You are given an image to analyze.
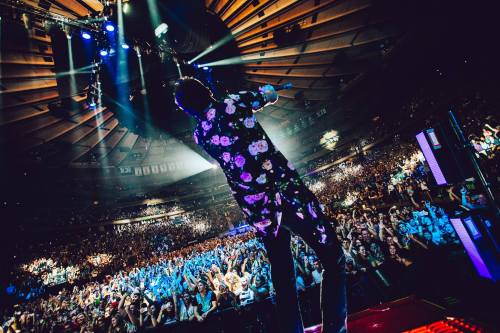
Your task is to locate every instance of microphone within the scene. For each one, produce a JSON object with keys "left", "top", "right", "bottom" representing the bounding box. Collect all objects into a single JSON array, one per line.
[{"left": 275, "top": 82, "right": 293, "bottom": 91}]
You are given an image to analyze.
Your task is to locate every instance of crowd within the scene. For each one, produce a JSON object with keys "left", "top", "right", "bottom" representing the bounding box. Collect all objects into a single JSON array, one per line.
[
  {"left": 9, "top": 206, "right": 239, "bottom": 300},
  {"left": 4, "top": 86, "right": 498, "bottom": 333},
  {"left": 3, "top": 133, "right": 469, "bottom": 333},
  {"left": 455, "top": 92, "right": 499, "bottom": 158},
  {"left": 305, "top": 142, "right": 431, "bottom": 210}
]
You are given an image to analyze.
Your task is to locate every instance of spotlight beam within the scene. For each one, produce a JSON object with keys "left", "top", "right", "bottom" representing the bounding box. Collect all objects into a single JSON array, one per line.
[
  {"left": 188, "top": 33, "right": 234, "bottom": 64},
  {"left": 116, "top": 0, "right": 130, "bottom": 105},
  {"left": 147, "top": 0, "right": 162, "bottom": 31},
  {"left": 198, "top": 55, "right": 248, "bottom": 67},
  {"left": 67, "top": 38, "right": 77, "bottom": 97},
  {"left": 56, "top": 64, "right": 95, "bottom": 77}
]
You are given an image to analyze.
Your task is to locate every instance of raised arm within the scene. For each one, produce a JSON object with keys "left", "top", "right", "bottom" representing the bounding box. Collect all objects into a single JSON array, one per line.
[
  {"left": 234, "top": 85, "right": 278, "bottom": 114},
  {"left": 409, "top": 235, "right": 428, "bottom": 250},
  {"left": 149, "top": 305, "right": 158, "bottom": 327},
  {"left": 241, "top": 258, "right": 248, "bottom": 274}
]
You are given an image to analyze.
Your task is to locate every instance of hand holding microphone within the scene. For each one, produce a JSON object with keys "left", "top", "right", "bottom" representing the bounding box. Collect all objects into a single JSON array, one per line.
[{"left": 259, "top": 82, "right": 292, "bottom": 104}]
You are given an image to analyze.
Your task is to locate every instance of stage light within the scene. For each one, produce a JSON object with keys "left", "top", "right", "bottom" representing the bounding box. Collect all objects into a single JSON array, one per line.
[
  {"left": 81, "top": 31, "right": 91, "bottom": 40},
  {"left": 104, "top": 22, "right": 115, "bottom": 32},
  {"left": 203, "top": 66, "right": 209, "bottom": 70},
  {"left": 66, "top": 32, "right": 72, "bottom": 39},
  {"left": 154, "top": 23, "right": 168, "bottom": 37},
  {"left": 198, "top": 55, "right": 247, "bottom": 68},
  {"left": 188, "top": 33, "right": 234, "bottom": 64},
  {"left": 100, "top": 49, "right": 108, "bottom": 56},
  {"left": 121, "top": 43, "right": 129, "bottom": 49},
  {"left": 123, "top": 2, "right": 130, "bottom": 14}
]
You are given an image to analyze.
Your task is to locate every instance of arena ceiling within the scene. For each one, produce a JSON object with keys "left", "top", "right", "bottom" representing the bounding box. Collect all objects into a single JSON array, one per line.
[{"left": 0, "top": 0, "right": 408, "bottom": 203}]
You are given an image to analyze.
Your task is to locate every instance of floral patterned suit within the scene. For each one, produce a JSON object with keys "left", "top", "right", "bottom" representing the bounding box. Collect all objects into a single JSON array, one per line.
[
  {"left": 192, "top": 89, "right": 347, "bottom": 333},
  {"left": 193, "top": 90, "right": 328, "bottom": 244}
]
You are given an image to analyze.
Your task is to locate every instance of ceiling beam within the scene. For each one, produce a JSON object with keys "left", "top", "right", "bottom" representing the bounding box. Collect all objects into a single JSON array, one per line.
[
  {"left": 50, "top": 0, "right": 91, "bottom": 17},
  {"left": 233, "top": 0, "right": 337, "bottom": 41},
  {"left": 237, "top": 29, "right": 399, "bottom": 63},
  {"left": 238, "top": 0, "right": 372, "bottom": 50},
  {"left": 77, "top": 0, "right": 103, "bottom": 13},
  {"left": 231, "top": 0, "right": 305, "bottom": 36},
  {"left": 240, "top": 20, "right": 390, "bottom": 55}
]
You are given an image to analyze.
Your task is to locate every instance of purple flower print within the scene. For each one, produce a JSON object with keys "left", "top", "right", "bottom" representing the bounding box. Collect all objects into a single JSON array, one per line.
[
  {"left": 220, "top": 136, "right": 231, "bottom": 146},
  {"left": 243, "top": 192, "right": 265, "bottom": 205},
  {"left": 234, "top": 155, "right": 246, "bottom": 168},
  {"left": 240, "top": 172, "right": 252, "bottom": 182},
  {"left": 201, "top": 121, "right": 212, "bottom": 132},
  {"left": 256, "top": 174, "right": 267, "bottom": 184},
  {"left": 248, "top": 143, "right": 258, "bottom": 156},
  {"left": 308, "top": 202, "right": 318, "bottom": 219},
  {"left": 253, "top": 219, "right": 272, "bottom": 234},
  {"left": 225, "top": 100, "right": 236, "bottom": 114},
  {"left": 256, "top": 139, "right": 268, "bottom": 153},
  {"left": 211, "top": 135, "right": 220, "bottom": 145},
  {"left": 243, "top": 117, "right": 255, "bottom": 128},
  {"left": 237, "top": 183, "right": 250, "bottom": 190},
  {"left": 206, "top": 108, "right": 216, "bottom": 120},
  {"left": 244, "top": 195, "right": 254, "bottom": 205},
  {"left": 222, "top": 152, "right": 231, "bottom": 163}
]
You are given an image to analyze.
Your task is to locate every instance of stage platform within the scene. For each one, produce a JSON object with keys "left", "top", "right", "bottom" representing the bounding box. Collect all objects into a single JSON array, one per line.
[{"left": 305, "top": 296, "right": 487, "bottom": 333}]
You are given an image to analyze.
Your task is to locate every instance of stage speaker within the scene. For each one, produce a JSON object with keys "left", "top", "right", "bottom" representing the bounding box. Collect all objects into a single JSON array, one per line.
[
  {"left": 415, "top": 123, "right": 475, "bottom": 186},
  {"left": 450, "top": 212, "right": 500, "bottom": 281}
]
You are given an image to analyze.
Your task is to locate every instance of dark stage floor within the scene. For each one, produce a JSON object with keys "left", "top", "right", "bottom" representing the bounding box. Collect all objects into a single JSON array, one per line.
[{"left": 305, "top": 296, "right": 489, "bottom": 333}]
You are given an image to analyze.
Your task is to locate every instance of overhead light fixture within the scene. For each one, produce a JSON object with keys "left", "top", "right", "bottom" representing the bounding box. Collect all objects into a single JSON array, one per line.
[
  {"left": 104, "top": 22, "right": 115, "bottom": 32},
  {"left": 154, "top": 23, "right": 168, "bottom": 37},
  {"left": 123, "top": 2, "right": 131, "bottom": 14},
  {"left": 63, "top": 25, "right": 72, "bottom": 39},
  {"left": 100, "top": 49, "right": 108, "bottom": 56},
  {"left": 81, "top": 31, "right": 91, "bottom": 40}
]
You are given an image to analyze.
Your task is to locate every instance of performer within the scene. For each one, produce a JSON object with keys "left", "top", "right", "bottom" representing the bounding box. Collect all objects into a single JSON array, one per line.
[{"left": 174, "top": 78, "right": 347, "bottom": 333}]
